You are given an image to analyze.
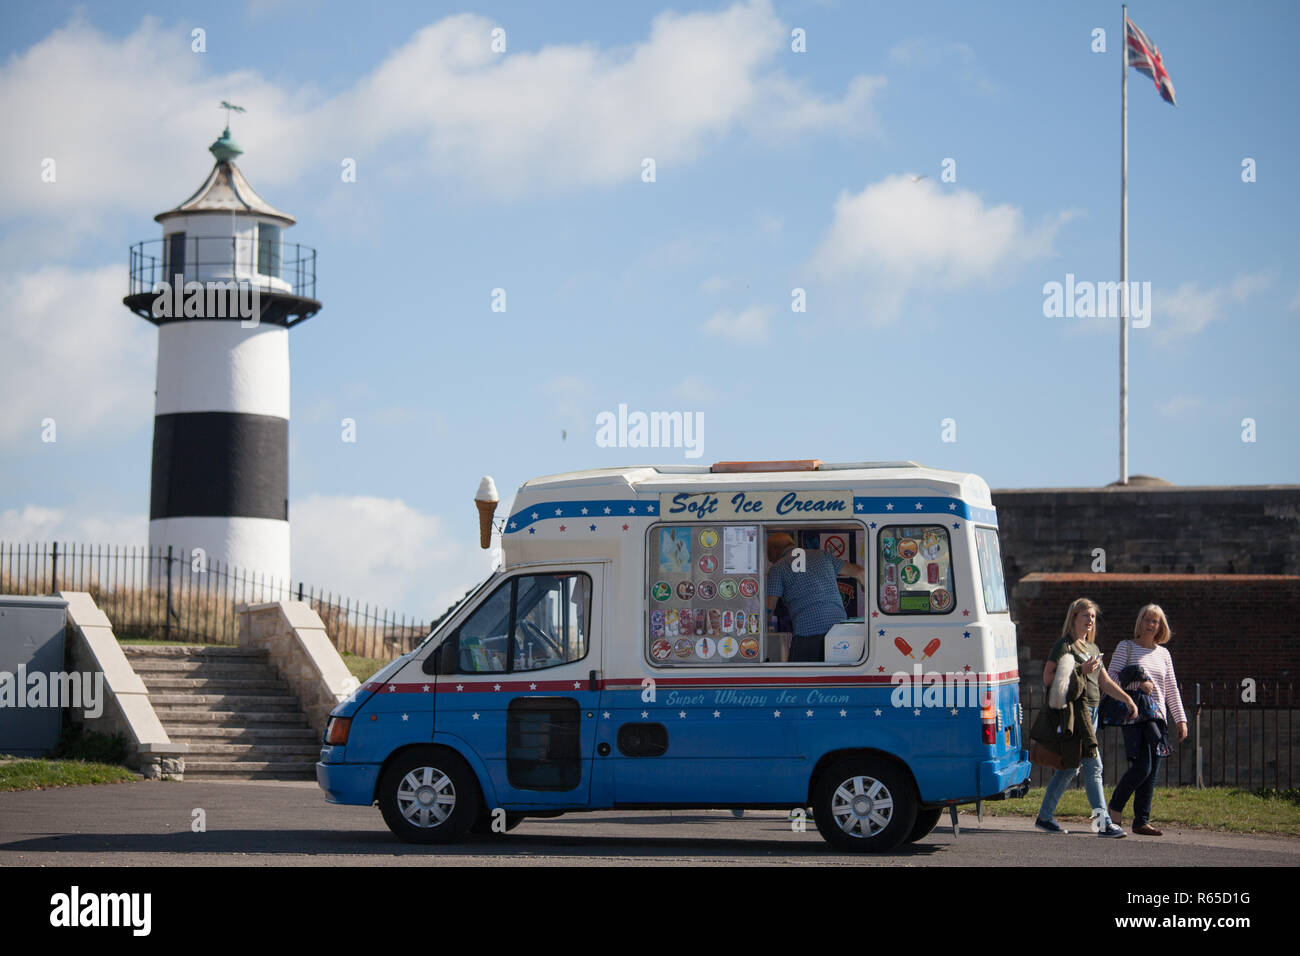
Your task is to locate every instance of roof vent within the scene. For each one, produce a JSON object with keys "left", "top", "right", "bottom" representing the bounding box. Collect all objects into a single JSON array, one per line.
[{"left": 710, "top": 459, "right": 822, "bottom": 473}]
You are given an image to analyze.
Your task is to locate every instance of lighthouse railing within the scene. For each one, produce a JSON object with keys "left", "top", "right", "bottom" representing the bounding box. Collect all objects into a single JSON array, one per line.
[{"left": 127, "top": 237, "right": 317, "bottom": 300}]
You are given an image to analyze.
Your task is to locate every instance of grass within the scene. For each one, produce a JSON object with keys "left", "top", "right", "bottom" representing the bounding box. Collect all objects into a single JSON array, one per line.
[
  {"left": 985, "top": 786, "right": 1300, "bottom": 836},
  {"left": 0, "top": 757, "right": 138, "bottom": 791},
  {"left": 341, "top": 651, "right": 399, "bottom": 684}
]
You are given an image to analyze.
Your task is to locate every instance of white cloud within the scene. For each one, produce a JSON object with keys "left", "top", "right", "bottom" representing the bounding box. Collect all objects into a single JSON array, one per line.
[
  {"left": 700, "top": 275, "right": 733, "bottom": 294},
  {"left": 1289, "top": 286, "right": 1300, "bottom": 312},
  {"left": 670, "top": 376, "right": 717, "bottom": 404},
  {"left": 291, "top": 494, "right": 486, "bottom": 619},
  {"left": 888, "top": 38, "right": 997, "bottom": 95},
  {"left": 1, "top": 1, "right": 884, "bottom": 219},
  {"left": 1156, "top": 395, "right": 1204, "bottom": 418},
  {"left": 0, "top": 265, "right": 155, "bottom": 446},
  {"left": 0, "top": 504, "right": 147, "bottom": 547},
  {"left": 701, "top": 306, "right": 773, "bottom": 343},
  {"left": 809, "top": 174, "right": 1069, "bottom": 323},
  {"left": 1154, "top": 273, "right": 1272, "bottom": 343}
]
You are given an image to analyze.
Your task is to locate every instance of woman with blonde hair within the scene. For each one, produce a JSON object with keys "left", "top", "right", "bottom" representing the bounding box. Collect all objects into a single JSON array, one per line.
[
  {"left": 1106, "top": 604, "right": 1188, "bottom": 836},
  {"left": 1035, "top": 597, "right": 1138, "bottom": 836}
]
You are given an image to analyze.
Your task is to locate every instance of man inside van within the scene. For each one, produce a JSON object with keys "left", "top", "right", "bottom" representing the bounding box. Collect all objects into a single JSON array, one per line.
[{"left": 765, "top": 532, "right": 866, "bottom": 662}]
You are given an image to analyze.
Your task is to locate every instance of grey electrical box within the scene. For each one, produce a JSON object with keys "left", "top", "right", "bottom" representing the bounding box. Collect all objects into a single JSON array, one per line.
[{"left": 0, "top": 595, "right": 69, "bottom": 757}]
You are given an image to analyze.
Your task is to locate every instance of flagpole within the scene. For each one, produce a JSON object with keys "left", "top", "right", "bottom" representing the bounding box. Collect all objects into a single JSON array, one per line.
[{"left": 1120, "top": 4, "right": 1129, "bottom": 484}]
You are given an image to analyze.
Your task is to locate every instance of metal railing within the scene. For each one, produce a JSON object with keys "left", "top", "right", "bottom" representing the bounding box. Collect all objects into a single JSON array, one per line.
[
  {"left": 2, "top": 541, "right": 430, "bottom": 659},
  {"left": 128, "top": 236, "right": 316, "bottom": 300},
  {"left": 1023, "top": 680, "right": 1295, "bottom": 790}
]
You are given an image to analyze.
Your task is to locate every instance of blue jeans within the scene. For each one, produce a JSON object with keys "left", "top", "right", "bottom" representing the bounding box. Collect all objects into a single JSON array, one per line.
[
  {"left": 1038, "top": 705, "right": 1111, "bottom": 828},
  {"left": 1110, "top": 724, "right": 1162, "bottom": 826}
]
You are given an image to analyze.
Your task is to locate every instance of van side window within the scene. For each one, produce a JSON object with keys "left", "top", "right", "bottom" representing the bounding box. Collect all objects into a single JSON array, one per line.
[
  {"left": 877, "top": 525, "right": 955, "bottom": 615},
  {"left": 974, "top": 527, "right": 1009, "bottom": 613},
  {"left": 441, "top": 573, "right": 591, "bottom": 674}
]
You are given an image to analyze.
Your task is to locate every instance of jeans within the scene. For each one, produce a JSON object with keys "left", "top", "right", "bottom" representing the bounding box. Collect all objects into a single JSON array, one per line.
[
  {"left": 1038, "top": 705, "right": 1111, "bottom": 828},
  {"left": 1110, "top": 724, "right": 1163, "bottom": 826}
]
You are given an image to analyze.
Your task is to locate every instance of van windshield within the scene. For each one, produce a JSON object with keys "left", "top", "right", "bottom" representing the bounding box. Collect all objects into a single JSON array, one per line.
[{"left": 417, "top": 570, "right": 502, "bottom": 650}]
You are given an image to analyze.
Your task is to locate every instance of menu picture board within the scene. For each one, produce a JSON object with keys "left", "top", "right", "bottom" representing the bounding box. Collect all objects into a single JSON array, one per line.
[
  {"left": 877, "top": 525, "right": 955, "bottom": 615},
  {"left": 648, "top": 523, "right": 763, "bottom": 665}
]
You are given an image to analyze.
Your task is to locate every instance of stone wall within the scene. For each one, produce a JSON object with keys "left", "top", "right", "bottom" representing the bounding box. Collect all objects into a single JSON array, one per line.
[
  {"left": 992, "top": 485, "right": 1300, "bottom": 612},
  {"left": 60, "top": 591, "right": 185, "bottom": 779},
  {"left": 1013, "top": 573, "right": 1300, "bottom": 687},
  {"left": 237, "top": 600, "right": 356, "bottom": 735}
]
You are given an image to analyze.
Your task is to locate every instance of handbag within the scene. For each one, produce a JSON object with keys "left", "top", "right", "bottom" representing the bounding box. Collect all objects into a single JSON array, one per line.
[
  {"left": 1028, "top": 705, "right": 1069, "bottom": 770},
  {"left": 1029, "top": 740, "right": 1066, "bottom": 770}
]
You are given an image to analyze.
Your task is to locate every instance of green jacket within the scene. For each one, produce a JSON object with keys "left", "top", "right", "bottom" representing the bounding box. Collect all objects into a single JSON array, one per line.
[{"left": 1030, "top": 659, "right": 1098, "bottom": 770}]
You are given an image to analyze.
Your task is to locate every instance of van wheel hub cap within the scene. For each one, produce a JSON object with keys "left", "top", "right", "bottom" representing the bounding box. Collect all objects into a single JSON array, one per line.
[
  {"left": 397, "top": 767, "right": 455, "bottom": 828},
  {"left": 832, "top": 775, "right": 893, "bottom": 838}
]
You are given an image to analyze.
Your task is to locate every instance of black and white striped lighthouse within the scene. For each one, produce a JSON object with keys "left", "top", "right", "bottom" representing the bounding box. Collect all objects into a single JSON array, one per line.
[{"left": 124, "top": 121, "right": 320, "bottom": 589}]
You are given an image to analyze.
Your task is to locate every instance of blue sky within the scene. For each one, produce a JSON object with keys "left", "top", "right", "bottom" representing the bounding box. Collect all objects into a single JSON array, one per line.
[{"left": 1, "top": 0, "right": 1297, "bottom": 618}]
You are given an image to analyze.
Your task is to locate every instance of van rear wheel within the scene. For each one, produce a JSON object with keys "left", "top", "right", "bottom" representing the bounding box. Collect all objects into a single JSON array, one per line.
[
  {"left": 378, "top": 748, "right": 480, "bottom": 844},
  {"left": 813, "top": 757, "right": 916, "bottom": 853}
]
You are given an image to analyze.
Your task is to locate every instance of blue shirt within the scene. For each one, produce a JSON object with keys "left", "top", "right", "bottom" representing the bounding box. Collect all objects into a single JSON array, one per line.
[{"left": 767, "top": 549, "right": 847, "bottom": 636}]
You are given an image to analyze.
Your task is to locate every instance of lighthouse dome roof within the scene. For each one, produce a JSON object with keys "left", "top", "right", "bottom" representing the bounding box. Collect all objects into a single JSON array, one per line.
[{"left": 156, "top": 155, "right": 295, "bottom": 226}]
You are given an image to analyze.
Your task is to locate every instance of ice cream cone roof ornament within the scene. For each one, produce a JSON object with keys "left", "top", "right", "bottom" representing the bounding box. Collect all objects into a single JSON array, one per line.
[{"left": 475, "top": 476, "right": 499, "bottom": 550}]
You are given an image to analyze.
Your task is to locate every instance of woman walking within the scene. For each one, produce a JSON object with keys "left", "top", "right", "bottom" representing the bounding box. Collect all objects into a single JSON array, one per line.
[
  {"left": 1107, "top": 604, "right": 1188, "bottom": 836},
  {"left": 1035, "top": 598, "right": 1138, "bottom": 836}
]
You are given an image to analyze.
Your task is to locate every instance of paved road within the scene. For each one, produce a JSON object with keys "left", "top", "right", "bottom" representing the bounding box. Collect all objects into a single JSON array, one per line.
[{"left": 1, "top": 779, "right": 1296, "bottom": 866}]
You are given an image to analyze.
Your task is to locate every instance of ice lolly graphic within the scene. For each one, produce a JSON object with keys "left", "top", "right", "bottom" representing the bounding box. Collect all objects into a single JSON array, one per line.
[
  {"left": 667, "top": 609, "right": 679, "bottom": 637},
  {"left": 679, "top": 609, "right": 693, "bottom": 635},
  {"left": 722, "top": 610, "right": 734, "bottom": 635},
  {"left": 894, "top": 637, "right": 914, "bottom": 658},
  {"left": 921, "top": 638, "right": 941, "bottom": 659},
  {"left": 749, "top": 613, "right": 759, "bottom": 634},
  {"left": 475, "top": 476, "right": 499, "bottom": 549},
  {"left": 735, "top": 611, "right": 747, "bottom": 635},
  {"left": 708, "top": 609, "right": 721, "bottom": 634}
]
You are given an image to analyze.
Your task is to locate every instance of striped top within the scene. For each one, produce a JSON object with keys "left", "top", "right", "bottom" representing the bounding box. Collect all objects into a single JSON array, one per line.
[{"left": 1108, "top": 640, "right": 1186, "bottom": 726}]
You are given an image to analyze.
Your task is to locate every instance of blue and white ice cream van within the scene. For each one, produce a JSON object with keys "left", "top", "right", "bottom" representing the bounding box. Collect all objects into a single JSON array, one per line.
[{"left": 317, "top": 460, "right": 1031, "bottom": 852}]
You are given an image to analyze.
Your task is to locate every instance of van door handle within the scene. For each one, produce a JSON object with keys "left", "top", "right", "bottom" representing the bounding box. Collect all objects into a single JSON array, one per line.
[{"left": 589, "top": 669, "right": 599, "bottom": 692}]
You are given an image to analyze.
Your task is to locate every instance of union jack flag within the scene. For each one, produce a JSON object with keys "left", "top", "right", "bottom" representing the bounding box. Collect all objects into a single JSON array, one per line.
[{"left": 1126, "top": 15, "right": 1177, "bottom": 106}]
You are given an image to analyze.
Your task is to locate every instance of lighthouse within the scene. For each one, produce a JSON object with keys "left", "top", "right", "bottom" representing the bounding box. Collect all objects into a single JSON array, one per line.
[{"left": 123, "top": 120, "right": 320, "bottom": 591}]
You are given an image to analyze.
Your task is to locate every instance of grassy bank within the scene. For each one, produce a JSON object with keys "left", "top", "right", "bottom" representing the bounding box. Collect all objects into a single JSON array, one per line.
[
  {"left": 985, "top": 786, "right": 1300, "bottom": 836},
  {"left": 0, "top": 758, "right": 138, "bottom": 791}
]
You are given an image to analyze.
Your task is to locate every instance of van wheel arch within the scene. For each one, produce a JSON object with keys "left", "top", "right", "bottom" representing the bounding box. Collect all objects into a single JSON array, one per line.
[{"left": 806, "top": 748, "right": 918, "bottom": 806}]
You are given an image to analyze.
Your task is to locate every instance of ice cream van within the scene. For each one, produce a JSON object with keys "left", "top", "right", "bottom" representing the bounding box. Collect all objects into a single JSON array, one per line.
[{"left": 317, "top": 459, "right": 1030, "bottom": 852}]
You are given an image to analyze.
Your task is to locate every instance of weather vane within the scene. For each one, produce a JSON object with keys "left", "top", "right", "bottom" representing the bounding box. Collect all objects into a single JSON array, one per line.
[{"left": 219, "top": 100, "right": 246, "bottom": 129}]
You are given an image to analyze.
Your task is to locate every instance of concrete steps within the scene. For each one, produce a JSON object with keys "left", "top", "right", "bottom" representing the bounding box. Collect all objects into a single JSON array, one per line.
[{"left": 124, "top": 645, "right": 319, "bottom": 780}]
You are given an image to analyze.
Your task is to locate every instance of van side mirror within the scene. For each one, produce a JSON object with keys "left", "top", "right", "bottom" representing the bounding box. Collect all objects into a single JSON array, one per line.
[{"left": 423, "top": 645, "right": 441, "bottom": 676}]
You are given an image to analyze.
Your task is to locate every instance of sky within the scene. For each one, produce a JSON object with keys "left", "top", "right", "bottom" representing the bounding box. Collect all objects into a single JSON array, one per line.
[{"left": 1, "top": 0, "right": 1297, "bottom": 621}]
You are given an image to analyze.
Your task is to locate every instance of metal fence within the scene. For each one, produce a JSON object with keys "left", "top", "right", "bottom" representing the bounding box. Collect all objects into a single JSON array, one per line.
[
  {"left": 1023, "top": 680, "right": 1296, "bottom": 791},
  {"left": 1, "top": 541, "right": 430, "bottom": 659}
]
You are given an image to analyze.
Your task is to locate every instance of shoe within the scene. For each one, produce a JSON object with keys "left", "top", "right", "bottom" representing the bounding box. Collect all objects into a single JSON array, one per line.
[
  {"left": 1035, "top": 818, "right": 1068, "bottom": 834},
  {"left": 1132, "top": 823, "right": 1163, "bottom": 836},
  {"left": 1098, "top": 823, "right": 1127, "bottom": 838}
]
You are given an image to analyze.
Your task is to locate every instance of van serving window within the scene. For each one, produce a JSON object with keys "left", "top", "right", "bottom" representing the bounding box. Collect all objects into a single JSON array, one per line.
[
  {"left": 877, "top": 525, "right": 955, "bottom": 615},
  {"left": 646, "top": 522, "right": 865, "bottom": 665}
]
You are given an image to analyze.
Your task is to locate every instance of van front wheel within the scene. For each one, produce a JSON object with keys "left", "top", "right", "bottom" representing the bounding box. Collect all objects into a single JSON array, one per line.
[
  {"left": 813, "top": 758, "right": 916, "bottom": 853},
  {"left": 378, "top": 748, "right": 481, "bottom": 844}
]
